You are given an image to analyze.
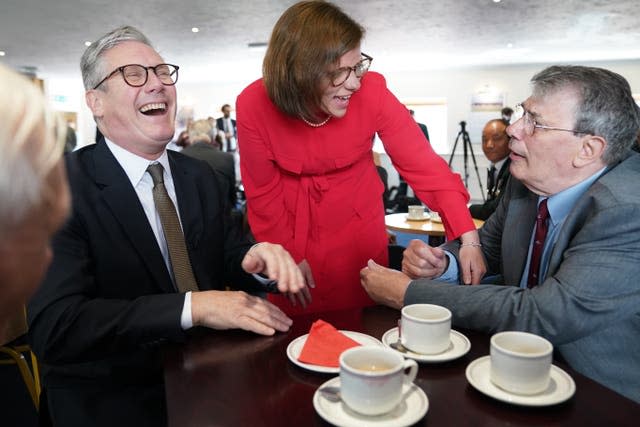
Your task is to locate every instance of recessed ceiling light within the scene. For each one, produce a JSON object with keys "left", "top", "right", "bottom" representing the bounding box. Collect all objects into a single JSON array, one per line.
[
  {"left": 0, "top": 51, "right": 5, "bottom": 56},
  {"left": 192, "top": 27, "right": 199, "bottom": 33},
  {"left": 84, "top": 41, "right": 92, "bottom": 47},
  {"left": 507, "top": 43, "right": 513, "bottom": 48},
  {"left": 493, "top": 0, "right": 501, "bottom": 3}
]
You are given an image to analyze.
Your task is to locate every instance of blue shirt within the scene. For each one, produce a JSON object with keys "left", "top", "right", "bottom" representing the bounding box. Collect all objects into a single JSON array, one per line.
[{"left": 438, "top": 168, "right": 606, "bottom": 286}]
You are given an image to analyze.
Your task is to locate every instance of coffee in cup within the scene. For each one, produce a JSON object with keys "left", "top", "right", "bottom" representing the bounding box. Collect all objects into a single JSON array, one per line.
[
  {"left": 489, "top": 331, "right": 553, "bottom": 395},
  {"left": 339, "top": 346, "right": 418, "bottom": 416},
  {"left": 401, "top": 304, "right": 451, "bottom": 354}
]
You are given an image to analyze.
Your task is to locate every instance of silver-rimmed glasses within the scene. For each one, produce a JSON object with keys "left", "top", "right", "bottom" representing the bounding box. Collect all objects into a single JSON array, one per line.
[
  {"left": 93, "top": 63, "right": 179, "bottom": 90},
  {"left": 513, "top": 103, "right": 589, "bottom": 136},
  {"left": 330, "top": 53, "right": 373, "bottom": 87}
]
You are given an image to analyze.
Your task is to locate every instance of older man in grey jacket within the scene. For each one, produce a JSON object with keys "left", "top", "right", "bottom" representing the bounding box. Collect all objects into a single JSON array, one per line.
[{"left": 360, "top": 65, "right": 640, "bottom": 403}]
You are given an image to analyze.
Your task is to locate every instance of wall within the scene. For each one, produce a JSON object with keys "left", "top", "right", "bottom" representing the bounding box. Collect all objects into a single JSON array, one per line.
[{"left": 48, "top": 59, "right": 640, "bottom": 201}]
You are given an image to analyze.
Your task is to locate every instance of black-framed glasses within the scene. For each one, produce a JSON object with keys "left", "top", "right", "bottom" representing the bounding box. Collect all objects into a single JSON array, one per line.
[
  {"left": 513, "top": 103, "right": 589, "bottom": 136},
  {"left": 93, "top": 63, "right": 179, "bottom": 89},
  {"left": 330, "top": 53, "right": 373, "bottom": 86}
]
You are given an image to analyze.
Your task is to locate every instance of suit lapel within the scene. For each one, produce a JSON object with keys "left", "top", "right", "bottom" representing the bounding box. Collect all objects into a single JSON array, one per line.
[
  {"left": 503, "top": 189, "right": 538, "bottom": 284},
  {"left": 92, "top": 140, "right": 175, "bottom": 293}
]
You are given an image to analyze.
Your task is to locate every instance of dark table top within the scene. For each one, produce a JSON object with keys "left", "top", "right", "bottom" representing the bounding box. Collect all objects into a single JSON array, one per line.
[{"left": 164, "top": 305, "right": 639, "bottom": 426}]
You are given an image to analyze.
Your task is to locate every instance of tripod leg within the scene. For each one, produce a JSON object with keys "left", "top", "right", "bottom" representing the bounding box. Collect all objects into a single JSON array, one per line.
[
  {"left": 463, "top": 132, "right": 485, "bottom": 201},
  {"left": 448, "top": 131, "right": 463, "bottom": 167}
]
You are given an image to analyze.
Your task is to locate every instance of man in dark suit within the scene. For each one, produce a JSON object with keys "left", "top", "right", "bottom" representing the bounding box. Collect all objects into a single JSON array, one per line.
[
  {"left": 360, "top": 65, "right": 640, "bottom": 402},
  {"left": 409, "top": 109, "right": 430, "bottom": 141},
  {"left": 469, "top": 119, "right": 511, "bottom": 220},
  {"left": 27, "top": 26, "right": 309, "bottom": 427},
  {"left": 216, "top": 103, "right": 237, "bottom": 152},
  {"left": 181, "top": 119, "right": 236, "bottom": 207}
]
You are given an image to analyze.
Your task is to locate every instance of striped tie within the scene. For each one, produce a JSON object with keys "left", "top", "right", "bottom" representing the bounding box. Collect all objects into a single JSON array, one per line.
[{"left": 147, "top": 163, "right": 199, "bottom": 292}]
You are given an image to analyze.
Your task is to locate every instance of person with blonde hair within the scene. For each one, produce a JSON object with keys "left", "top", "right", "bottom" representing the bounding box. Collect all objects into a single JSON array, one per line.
[
  {"left": 237, "top": 1, "right": 485, "bottom": 315},
  {"left": 0, "top": 64, "right": 70, "bottom": 343}
]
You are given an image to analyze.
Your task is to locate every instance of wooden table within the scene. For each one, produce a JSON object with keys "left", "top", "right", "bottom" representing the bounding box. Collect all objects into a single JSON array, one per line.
[
  {"left": 385, "top": 212, "right": 484, "bottom": 237},
  {"left": 164, "top": 306, "right": 639, "bottom": 426}
]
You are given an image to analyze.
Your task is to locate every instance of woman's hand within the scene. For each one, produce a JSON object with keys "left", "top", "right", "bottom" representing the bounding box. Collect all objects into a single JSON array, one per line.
[{"left": 458, "top": 230, "right": 486, "bottom": 284}]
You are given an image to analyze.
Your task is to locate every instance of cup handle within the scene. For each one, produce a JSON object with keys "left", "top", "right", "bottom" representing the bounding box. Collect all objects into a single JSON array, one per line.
[{"left": 402, "top": 359, "right": 418, "bottom": 395}]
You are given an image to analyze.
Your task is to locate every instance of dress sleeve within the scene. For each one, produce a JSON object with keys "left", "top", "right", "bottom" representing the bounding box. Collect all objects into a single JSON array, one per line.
[
  {"left": 236, "top": 89, "right": 297, "bottom": 259},
  {"left": 375, "top": 80, "right": 475, "bottom": 240}
]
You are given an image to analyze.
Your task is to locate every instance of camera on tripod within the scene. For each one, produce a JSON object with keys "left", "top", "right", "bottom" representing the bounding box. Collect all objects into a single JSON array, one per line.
[{"left": 448, "top": 121, "right": 485, "bottom": 201}]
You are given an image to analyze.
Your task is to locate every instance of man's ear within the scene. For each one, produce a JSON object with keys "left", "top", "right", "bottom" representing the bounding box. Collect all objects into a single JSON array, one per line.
[
  {"left": 85, "top": 90, "right": 104, "bottom": 118},
  {"left": 575, "top": 134, "right": 606, "bottom": 167}
]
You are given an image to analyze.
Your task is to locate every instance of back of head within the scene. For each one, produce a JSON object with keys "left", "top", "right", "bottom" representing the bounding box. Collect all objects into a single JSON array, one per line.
[
  {"left": 188, "top": 119, "right": 213, "bottom": 145},
  {"left": 263, "top": 0, "right": 364, "bottom": 121},
  {"left": 0, "top": 64, "right": 65, "bottom": 240},
  {"left": 531, "top": 65, "right": 640, "bottom": 164},
  {"left": 80, "top": 25, "right": 153, "bottom": 91}
]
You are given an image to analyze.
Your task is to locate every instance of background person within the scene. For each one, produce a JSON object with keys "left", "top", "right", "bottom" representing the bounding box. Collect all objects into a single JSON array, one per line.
[
  {"left": 0, "top": 64, "right": 70, "bottom": 344},
  {"left": 27, "top": 26, "right": 305, "bottom": 427},
  {"left": 360, "top": 65, "right": 640, "bottom": 403},
  {"left": 469, "top": 118, "right": 511, "bottom": 220},
  {"left": 236, "top": 1, "right": 485, "bottom": 315}
]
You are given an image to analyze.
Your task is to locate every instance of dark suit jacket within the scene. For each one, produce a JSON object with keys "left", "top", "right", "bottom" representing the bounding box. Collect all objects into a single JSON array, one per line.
[
  {"left": 469, "top": 158, "right": 511, "bottom": 220},
  {"left": 216, "top": 117, "right": 237, "bottom": 137},
  {"left": 181, "top": 142, "right": 236, "bottom": 206},
  {"left": 28, "top": 139, "right": 261, "bottom": 426}
]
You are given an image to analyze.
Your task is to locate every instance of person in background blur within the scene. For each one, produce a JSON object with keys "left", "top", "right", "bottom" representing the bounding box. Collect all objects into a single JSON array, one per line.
[
  {"left": 501, "top": 106, "right": 514, "bottom": 123},
  {"left": 469, "top": 119, "right": 511, "bottom": 220},
  {"left": 237, "top": 1, "right": 485, "bottom": 315},
  {"left": 0, "top": 63, "right": 70, "bottom": 343}
]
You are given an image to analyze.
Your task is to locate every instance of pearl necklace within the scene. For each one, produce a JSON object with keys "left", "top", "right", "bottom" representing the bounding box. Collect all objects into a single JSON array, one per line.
[{"left": 301, "top": 115, "right": 331, "bottom": 127}]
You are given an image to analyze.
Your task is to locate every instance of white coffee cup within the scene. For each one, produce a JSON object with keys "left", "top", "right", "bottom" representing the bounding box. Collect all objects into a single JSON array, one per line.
[
  {"left": 407, "top": 205, "right": 425, "bottom": 219},
  {"left": 490, "top": 331, "right": 553, "bottom": 395},
  {"left": 339, "top": 346, "right": 418, "bottom": 416},
  {"left": 401, "top": 304, "right": 452, "bottom": 354}
]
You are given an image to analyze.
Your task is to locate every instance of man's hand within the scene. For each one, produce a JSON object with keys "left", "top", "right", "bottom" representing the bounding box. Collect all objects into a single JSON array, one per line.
[
  {"left": 191, "top": 290, "right": 292, "bottom": 336},
  {"left": 282, "top": 259, "right": 314, "bottom": 308},
  {"left": 242, "top": 242, "right": 306, "bottom": 294},
  {"left": 401, "top": 239, "right": 448, "bottom": 279},
  {"left": 360, "top": 259, "right": 411, "bottom": 309}
]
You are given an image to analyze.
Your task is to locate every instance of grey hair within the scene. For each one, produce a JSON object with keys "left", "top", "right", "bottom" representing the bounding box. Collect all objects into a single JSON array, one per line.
[
  {"left": 0, "top": 64, "right": 65, "bottom": 240},
  {"left": 531, "top": 65, "right": 640, "bottom": 164},
  {"left": 80, "top": 25, "right": 153, "bottom": 90}
]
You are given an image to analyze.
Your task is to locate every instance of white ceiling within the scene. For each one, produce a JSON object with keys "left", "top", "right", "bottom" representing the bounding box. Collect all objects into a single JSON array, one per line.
[{"left": 1, "top": 0, "right": 640, "bottom": 85}]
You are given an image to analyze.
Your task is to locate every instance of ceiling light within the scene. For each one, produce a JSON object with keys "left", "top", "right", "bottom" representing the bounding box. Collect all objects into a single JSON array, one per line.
[
  {"left": 0, "top": 51, "right": 5, "bottom": 56},
  {"left": 84, "top": 41, "right": 91, "bottom": 47},
  {"left": 192, "top": 27, "right": 199, "bottom": 33},
  {"left": 493, "top": 0, "right": 501, "bottom": 3},
  {"left": 507, "top": 43, "right": 513, "bottom": 48}
]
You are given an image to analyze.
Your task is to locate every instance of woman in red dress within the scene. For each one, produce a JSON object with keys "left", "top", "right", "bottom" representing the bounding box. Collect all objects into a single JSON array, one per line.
[{"left": 237, "top": 1, "right": 485, "bottom": 315}]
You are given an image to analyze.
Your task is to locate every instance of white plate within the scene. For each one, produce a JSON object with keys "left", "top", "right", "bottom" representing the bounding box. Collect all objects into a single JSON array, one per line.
[
  {"left": 287, "top": 331, "right": 383, "bottom": 374},
  {"left": 313, "top": 376, "right": 429, "bottom": 427},
  {"left": 404, "top": 214, "right": 429, "bottom": 222},
  {"left": 465, "top": 356, "right": 576, "bottom": 406},
  {"left": 382, "top": 327, "right": 471, "bottom": 363}
]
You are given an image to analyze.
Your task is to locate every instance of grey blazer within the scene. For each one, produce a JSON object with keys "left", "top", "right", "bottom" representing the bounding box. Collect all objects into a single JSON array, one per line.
[{"left": 405, "top": 152, "right": 640, "bottom": 402}]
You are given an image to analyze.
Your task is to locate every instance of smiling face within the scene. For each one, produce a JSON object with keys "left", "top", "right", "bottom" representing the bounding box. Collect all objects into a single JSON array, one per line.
[
  {"left": 507, "top": 87, "right": 590, "bottom": 195},
  {"left": 319, "top": 47, "right": 363, "bottom": 119},
  {"left": 86, "top": 41, "right": 176, "bottom": 159}
]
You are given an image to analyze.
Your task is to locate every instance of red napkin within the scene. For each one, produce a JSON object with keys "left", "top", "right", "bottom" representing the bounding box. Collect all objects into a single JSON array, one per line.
[{"left": 298, "top": 319, "right": 361, "bottom": 367}]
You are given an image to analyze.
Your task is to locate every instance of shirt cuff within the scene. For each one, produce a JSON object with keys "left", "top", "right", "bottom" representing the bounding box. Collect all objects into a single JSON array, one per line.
[
  {"left": 435, "top": 251, "right": 460, "bottom": 284},
  {"left": 181, "top": 292, "right": 193, "bottom": 330}
]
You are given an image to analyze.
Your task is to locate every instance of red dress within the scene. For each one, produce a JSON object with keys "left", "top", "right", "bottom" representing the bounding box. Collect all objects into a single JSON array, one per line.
[{"left": 236, "top": 72, "right": 474, "bottom": 315}]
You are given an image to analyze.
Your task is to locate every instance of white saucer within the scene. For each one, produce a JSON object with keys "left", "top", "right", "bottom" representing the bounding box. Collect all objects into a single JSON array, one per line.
[
  {"left": 382, "top": 327, "right": 471, "bottom": 363},
  {"left": 465, "top": 356, "right": 576, "bottom": 406},
  {"left": 404, "top": 214, "right": 429, "bottom": 222},
  {"left": 287, "top": 331, "right": 382, "bottom": 374},
  {"left": 313, "top": 376, "right": 429, "bottom": 427}
]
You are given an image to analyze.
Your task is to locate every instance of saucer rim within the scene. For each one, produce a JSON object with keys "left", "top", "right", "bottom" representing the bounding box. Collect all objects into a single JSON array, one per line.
[
  {"left": 313, "top": 376, "right": 429, "bottom": 427},
  {"left": 465, "top": 355, "right": 576, "bottom": 407},
  {"left": 382, "top": 327, "right": 471, "bottom": 362},
  {"left": 287, "top": 330, "right": 383, "bottom": 373}
]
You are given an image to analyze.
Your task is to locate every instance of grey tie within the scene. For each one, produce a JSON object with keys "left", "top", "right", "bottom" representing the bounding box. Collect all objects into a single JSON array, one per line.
[{"left": 147, "top": 163, "right": 199, "bottom": 292}]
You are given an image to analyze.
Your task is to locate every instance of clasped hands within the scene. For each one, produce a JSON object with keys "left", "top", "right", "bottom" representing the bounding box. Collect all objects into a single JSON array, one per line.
[
  {"left": 191, "top": 242, "right": 314, "bottom": 336},
  {"left": 360, "top": 234, "right": 486, "bottom": 309}
]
